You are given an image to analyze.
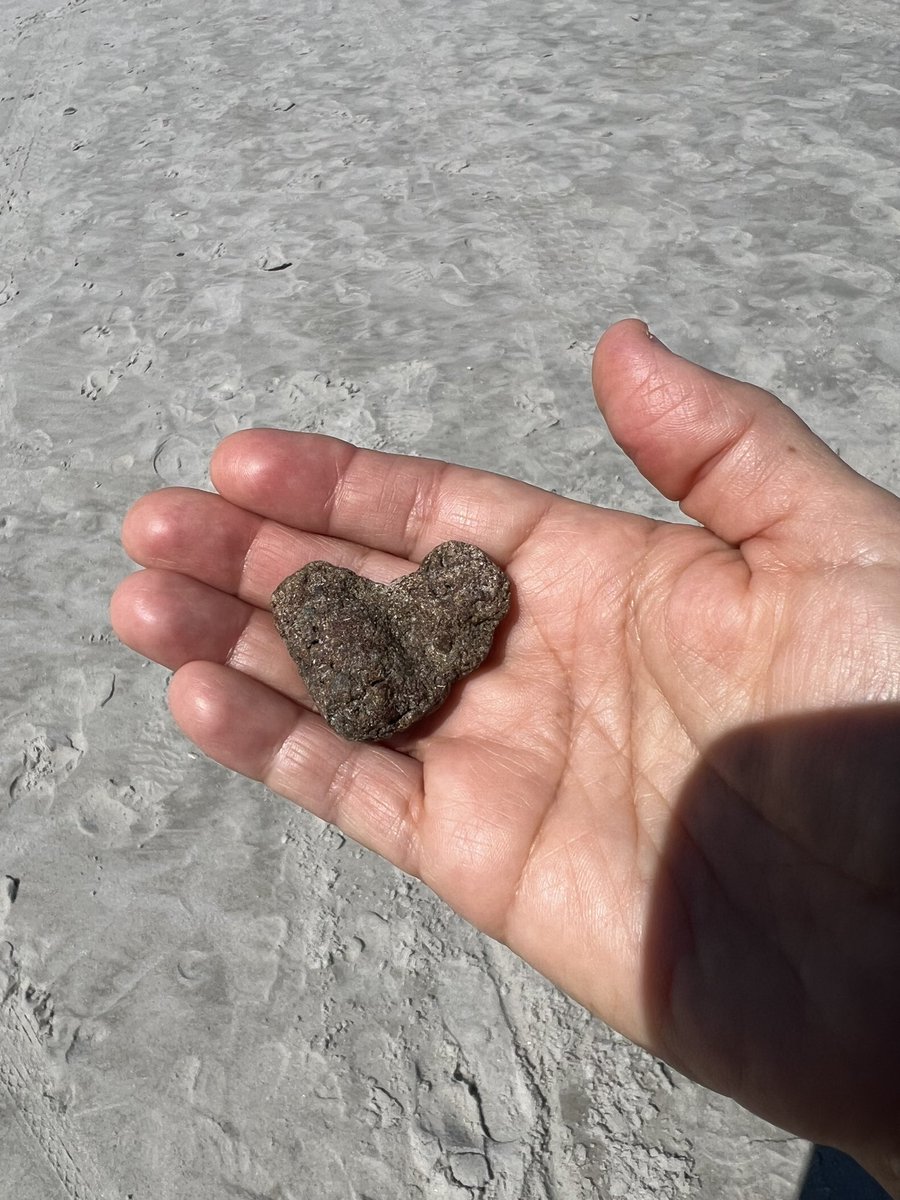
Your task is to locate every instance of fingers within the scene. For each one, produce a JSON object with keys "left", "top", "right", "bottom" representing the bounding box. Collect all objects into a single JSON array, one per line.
[
  {"left": 209, "top": 428, "right": 555, "bottom": 567},
  {"left": 122, "top": 487, "right": 415, "bottom": 611},
  {"left": 111, "top": 568, "right": 252, "bottom": 670},
  {"left": 168, "top": 661, "right": 424, "bottom": 870},
  {"left": 593, "top": 319, "right": 900, "bottom": 567},
  {"left": 110, "top": 568, "right": 312, "bottom": 706},
  {"left": 113, "top": 486, "right": 548, "bottom": 731}
]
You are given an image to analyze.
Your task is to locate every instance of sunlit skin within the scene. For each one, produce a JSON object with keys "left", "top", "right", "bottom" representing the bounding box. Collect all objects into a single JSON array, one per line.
[{"left": 111, "top": 319, "right": 900, "bottom": 1192}]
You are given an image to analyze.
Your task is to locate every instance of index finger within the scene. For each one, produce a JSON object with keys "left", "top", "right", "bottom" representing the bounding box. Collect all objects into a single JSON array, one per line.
[{"left": 210, "top": 429, "right": 556, "bottom": 566}]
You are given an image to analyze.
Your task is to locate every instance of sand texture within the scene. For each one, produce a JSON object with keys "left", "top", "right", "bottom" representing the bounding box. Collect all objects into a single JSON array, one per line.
[{"left": 2, "top": 0, "right": 898, "bottom": 1196}]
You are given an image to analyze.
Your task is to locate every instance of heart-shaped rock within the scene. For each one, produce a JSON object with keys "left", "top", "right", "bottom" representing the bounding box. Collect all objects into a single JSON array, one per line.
[{"left": 272, "top": 541, "right": 511, "bottom": 742}]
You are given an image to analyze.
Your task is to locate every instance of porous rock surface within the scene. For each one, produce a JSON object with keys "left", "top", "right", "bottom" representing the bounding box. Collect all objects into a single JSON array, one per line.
[{"left": 272, "top": 541, "right": 510, "bottom": 741}]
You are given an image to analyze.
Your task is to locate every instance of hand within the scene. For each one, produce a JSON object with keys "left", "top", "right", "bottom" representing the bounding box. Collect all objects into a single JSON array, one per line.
[{"left": 111, "top": 319, "right": 900, "bottom": 1191}]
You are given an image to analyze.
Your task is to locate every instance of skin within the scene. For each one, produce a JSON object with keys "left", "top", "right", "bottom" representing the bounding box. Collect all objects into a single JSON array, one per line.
[{"left": 111, "top": 318, "right": 900, "bottom": 1192}]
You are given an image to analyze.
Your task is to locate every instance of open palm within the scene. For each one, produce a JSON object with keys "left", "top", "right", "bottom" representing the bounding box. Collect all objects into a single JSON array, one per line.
[{"left": 111, "top": 320, "right": 900, "bottom": 1184}]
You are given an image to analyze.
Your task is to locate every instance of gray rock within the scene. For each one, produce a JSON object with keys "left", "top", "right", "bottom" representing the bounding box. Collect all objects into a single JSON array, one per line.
[{"left": 272, "top": 541, "right": 511, "bottom": 741}]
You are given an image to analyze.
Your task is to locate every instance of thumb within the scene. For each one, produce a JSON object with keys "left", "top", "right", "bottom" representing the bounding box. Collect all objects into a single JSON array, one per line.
[{"left": 592, "top": 319, "right": 900, "bottom": 568}]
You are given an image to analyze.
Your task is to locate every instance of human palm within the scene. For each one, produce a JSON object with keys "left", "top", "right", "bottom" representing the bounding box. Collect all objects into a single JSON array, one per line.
[{"left": 111, "top": 320, "right": 900, "bottom": 1185}]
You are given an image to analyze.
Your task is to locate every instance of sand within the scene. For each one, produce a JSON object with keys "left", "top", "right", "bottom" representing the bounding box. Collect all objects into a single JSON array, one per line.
[{"left": 1, "top": 0, "right": 898, "bottom": 1196}]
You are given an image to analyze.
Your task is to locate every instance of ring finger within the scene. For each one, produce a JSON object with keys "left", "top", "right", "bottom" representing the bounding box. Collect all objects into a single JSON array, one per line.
[{"left": 110, "top": 566, "right": 313, "bottom": 708}]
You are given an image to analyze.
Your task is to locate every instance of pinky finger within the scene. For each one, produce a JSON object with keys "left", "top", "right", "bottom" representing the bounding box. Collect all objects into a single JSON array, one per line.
[{"left": 168, "top": 661, "right": 424, "bottom": 873}]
